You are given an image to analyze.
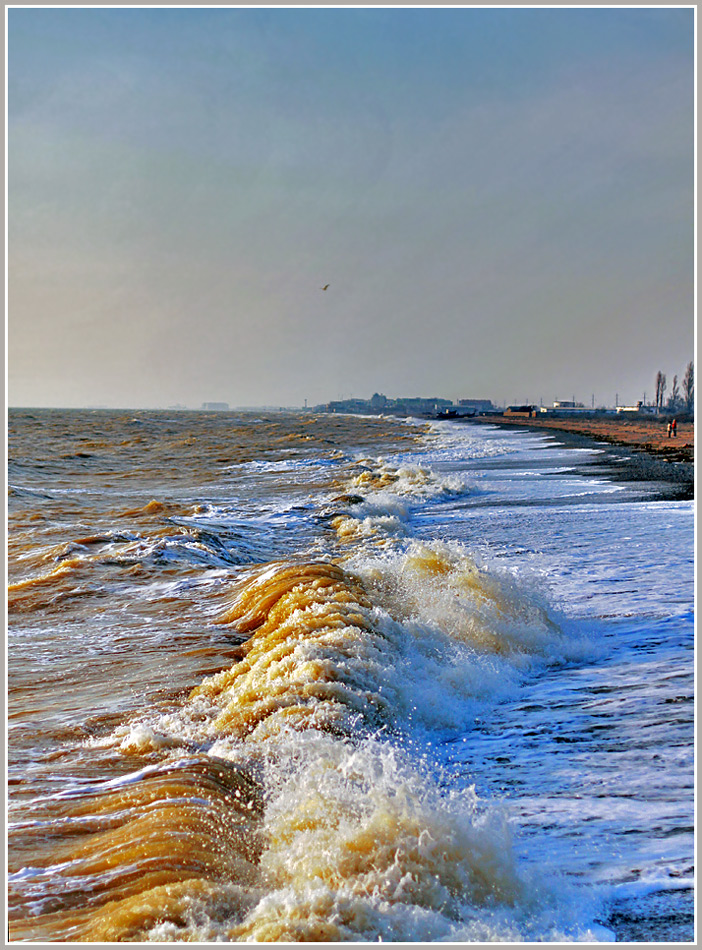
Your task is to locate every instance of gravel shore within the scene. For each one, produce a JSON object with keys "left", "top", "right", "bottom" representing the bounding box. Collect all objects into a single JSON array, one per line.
[{"left": 464, "top": 415, "right": 695, "bottom": 500}]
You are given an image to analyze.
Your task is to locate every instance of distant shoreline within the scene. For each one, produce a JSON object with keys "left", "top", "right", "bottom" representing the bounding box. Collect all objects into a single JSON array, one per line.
[{"left": 462, "top": 414, "right": 694, "bottom": 500}]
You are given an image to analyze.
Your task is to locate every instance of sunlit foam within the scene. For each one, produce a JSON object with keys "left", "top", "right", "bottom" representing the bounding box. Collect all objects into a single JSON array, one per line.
[
  {"left": 347, "top": 458, "right": 470, "bottom": 498},
  {"left": 351, "top": 540, "right": 566, "bottom": 659},
  {"left": 10, "top": 556, "right": 598, "bottom": 942},
  {"left": 326, "top": 457, "right": 471, "bottom": 549},
  {"left": 229, "top": 731, "right": 526, "bottom": 943}
]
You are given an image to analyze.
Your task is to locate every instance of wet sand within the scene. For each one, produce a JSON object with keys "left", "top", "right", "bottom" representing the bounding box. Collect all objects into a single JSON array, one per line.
[{"left": 465, "top": 415, "right": 695, "bottom": 500}]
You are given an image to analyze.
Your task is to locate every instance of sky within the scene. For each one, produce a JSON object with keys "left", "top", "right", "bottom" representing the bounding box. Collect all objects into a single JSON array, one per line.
[{"left": 7, "top": 5, "right": 695, "bottom": 409}]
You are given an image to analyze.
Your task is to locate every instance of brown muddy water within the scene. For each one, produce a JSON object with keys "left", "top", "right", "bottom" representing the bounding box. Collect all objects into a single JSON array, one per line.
[{"left": 7, "top": 408, "right": 694, "bottom": 942}]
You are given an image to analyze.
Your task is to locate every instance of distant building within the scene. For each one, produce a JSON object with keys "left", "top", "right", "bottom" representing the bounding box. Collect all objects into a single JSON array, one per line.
[
  {"left": 458, "top": 399, "right": 494, "bottom": 411},
  {"left": 616, "top": 401, "right": 655, "bottom": 414},
  {"left": 394, "top": 396, "right": 453, "bottom": 414},
  {"left": 326, "top": 399, "right": 372, "bottom": 413},
  {"left": 323, "top": 394, "right": 454, "bottom": 416},
  {"left": 201, "top": 402, "right": 229, "bottom": 411}
]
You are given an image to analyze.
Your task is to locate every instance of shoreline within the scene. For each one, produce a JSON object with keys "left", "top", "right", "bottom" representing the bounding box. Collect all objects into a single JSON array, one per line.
[{"left": 462, "top": 415, "right": 695, "bottom": 500}]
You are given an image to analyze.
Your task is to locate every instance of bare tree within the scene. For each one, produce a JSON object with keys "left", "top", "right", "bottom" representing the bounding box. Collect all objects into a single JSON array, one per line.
[
  {"left": 654, "top": 371, "right": 667, "bottom": 412},
  {"left": 682, "top": 361, "right": 694, "bottom": 412},
  {"left": 667, "top": 374, "right": 680, "bottom": 411}
]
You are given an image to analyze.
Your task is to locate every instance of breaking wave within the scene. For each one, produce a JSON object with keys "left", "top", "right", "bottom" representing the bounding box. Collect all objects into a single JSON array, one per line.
[{"left": 9, "top": 551, "right": 598, "bottom": 942}]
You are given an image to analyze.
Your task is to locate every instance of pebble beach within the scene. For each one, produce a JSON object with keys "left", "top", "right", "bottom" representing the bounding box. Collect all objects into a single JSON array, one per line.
[{"left": 465, "top": 414, "right": 694, "bottom": 499}]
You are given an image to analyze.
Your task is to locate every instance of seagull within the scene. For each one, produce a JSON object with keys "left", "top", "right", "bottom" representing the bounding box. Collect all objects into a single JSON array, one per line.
[{"left": 320, "top": 284, "right": 330, "bottom": 291}]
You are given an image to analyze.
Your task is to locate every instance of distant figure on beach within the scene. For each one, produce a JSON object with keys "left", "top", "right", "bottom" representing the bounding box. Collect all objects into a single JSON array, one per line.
[
  {"left": 667, "top": 422, "right": 672, "bottom": 438},
  {"left": 672, "top": 418, "right": 677, "bottom": 437}
]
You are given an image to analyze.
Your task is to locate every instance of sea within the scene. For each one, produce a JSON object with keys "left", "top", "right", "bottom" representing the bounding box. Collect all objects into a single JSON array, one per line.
[{"left": 6, "top": 408, "right": 695, "bottom": 943}]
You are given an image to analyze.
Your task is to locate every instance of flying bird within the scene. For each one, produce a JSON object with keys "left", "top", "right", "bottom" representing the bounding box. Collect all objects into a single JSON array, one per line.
[{"left": 320, "top": 284, "right": 330, "bottom": 291}]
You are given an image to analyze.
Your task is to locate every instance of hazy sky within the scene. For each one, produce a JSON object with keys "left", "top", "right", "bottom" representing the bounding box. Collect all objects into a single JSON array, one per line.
[{"left": 8, "top": 6, "right": 694, "bottom": 409}]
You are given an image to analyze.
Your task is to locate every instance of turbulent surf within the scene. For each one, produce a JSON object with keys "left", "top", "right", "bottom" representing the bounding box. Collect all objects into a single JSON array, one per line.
[{"left": 7, "top": 409, "right": 694, "bottom": 941}]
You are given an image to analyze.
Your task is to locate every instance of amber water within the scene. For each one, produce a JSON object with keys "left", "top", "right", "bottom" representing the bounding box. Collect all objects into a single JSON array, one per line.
[{"left": 7, "top": 409, "right": 694, "bottom": 941}]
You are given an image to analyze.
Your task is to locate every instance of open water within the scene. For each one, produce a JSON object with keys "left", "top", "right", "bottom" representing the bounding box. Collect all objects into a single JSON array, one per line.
[{"left": 7, "top": 408, "right": 695, "bottom": 942}]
